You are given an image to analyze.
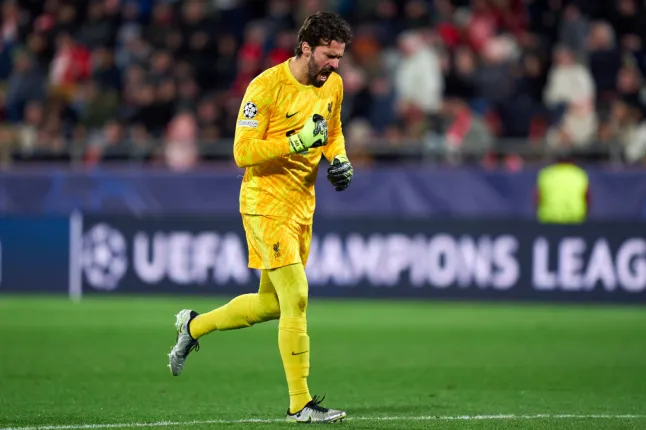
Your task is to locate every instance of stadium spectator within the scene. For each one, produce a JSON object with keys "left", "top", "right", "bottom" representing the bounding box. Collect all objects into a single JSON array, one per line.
[
  {"left": 442, "top": 96, "right": 493, "bottom": 163},
  {"left": 164, "top": 110, "right": 198, "bottom": 171},
  {"left": 474, "top": 35, "right": 517, "bottom": 108},
  {"left": 15, "top": 100, "right": 44, "bottom": 156},
  {"left": 394, "top": 29, "right": 444, "bottom": 117},
  {"left": 76, "top": 1, "right": 117, "bottom": 50},
  {"left": 444, "top": 45, "right": 478, "bottom": 108},
  {"left": 49, "top": 32, "right": 92, "bottom": 101},
  {"left": 544, "top": 45, "right": 597, "bottom": 149},
  {"left": 557, "top": 3, "right": 589, "bottom": 60},
  {"left": 6, "top": 49, "right": 45, "bottom": 123},
  {"left": 586, "top": 21, "right": 622, "bottom": 102}
]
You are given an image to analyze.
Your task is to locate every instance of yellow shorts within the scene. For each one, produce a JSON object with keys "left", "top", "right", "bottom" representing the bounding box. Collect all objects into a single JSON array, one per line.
[{"left": 241, "top": 214, "right": 313, "bottom": 270}]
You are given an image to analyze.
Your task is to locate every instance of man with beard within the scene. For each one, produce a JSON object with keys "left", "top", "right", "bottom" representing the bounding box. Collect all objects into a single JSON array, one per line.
[{"left": 168, "top": 11, "right": 353, "bottom": 424}]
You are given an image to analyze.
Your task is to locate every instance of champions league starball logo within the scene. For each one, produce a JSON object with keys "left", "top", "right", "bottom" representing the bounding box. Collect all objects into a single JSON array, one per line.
[
  {"left": 243, "top": 101, "right": 258, "bottom": 119},
  {"left": 82, "top": 223, "right": 128, "bottom": 291}
]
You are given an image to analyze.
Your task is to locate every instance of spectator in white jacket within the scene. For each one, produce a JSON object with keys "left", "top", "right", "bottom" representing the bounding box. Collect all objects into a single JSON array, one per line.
[
  {"left": 544, "top": 45, "right": 597, "bottom": 148},
  {"left": 394, "top": 30, "right": 444, "bottom": 116}
]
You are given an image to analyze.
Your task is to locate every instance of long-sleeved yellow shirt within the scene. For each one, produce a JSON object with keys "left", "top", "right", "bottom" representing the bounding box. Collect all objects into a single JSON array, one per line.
[{"left": 233, "top": 59, "right": 347, "bottom": 225}]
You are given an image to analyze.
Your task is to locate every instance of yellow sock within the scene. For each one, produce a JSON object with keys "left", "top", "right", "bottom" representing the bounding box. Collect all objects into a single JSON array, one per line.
[
  {"left": 189, "top": 271, "right": 280, "bottom": 338},
  {"left": 268, "top": 263, "right": 312, "bottom": 413},
  {"left": 279, "top": 316, "right": 311, "bottom": 413}
]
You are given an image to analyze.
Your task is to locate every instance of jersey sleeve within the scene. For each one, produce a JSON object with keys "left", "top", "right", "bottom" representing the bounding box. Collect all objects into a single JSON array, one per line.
[
  {"left": 233, "top": 77, "right": 291, "bottom": 168},
  {"left": 323, "top": 79, "right": 347, "bottom": 163}
]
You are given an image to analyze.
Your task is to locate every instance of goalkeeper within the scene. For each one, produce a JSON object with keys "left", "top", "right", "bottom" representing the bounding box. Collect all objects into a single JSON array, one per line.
[{"left": 168, "top": 11, "right": 354, "bottom": 424}]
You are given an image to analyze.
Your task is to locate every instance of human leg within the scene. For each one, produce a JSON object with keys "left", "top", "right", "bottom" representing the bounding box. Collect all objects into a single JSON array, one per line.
[{"left": 189, "top": 270, "right": 280, "bottom": 337}]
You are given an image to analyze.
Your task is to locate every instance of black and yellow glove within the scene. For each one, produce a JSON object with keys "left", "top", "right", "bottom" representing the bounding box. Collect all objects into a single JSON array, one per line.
[
  {"left": 327, "top": 155, "right": 353, "bottom": 191},
  {"left": 288, "top": 114, "right": 328, "bottom": 154}
]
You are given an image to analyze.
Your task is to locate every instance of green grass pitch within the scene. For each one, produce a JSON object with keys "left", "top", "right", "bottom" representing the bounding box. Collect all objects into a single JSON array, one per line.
[{"left": 1, "top": 296, "right": 645, "bottom": 429}]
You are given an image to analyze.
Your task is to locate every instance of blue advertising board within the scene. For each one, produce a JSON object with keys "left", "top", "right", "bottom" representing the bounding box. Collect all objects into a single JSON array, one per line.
[
  {"left": 77, "top": 215, "right": 646, "bottom": 303},
  {"left": 1, "top": 214, "right": 644, "bottom": 303},
  {"left": 0, "top": 216, "right": 70, "bottom": 293}
]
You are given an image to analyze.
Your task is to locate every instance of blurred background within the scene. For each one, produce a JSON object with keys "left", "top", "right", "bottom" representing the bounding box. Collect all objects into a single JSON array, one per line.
[
  {"left": 3, "top": 0, "right": 646, "bottom": 168},
  {"left": 0, "top": 0, "right": 645, "bottom": 300}
]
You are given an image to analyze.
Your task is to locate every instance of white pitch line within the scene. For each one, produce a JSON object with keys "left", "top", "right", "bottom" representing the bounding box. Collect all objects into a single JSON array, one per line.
[{"left": 2, "top": 414, "right": 646, "bottom": 429}]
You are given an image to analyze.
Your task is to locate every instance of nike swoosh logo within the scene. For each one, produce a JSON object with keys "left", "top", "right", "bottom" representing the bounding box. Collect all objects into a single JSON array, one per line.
[
  {"left": 286, "top": 111, "right": 299, "bottom": 118},
  {"left": 291, "top": 351, "right": 308, "bottom": 355}
]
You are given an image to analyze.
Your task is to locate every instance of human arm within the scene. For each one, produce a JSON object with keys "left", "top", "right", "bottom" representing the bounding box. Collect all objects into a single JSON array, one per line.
[
  {"left": 323, "top": 83, "right": 347, "bottom": 163},
  {"left": 323, "top": 82, "right": 353, "bottom": 191},
  {"left": 233, "top": 79, "right": 328, "bottom": 168},
  {"left": 233, "top": 79, "right": 290, "bottom": 168}
]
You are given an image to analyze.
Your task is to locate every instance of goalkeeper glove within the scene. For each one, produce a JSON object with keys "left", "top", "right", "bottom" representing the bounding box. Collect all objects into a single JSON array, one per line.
[
  {"left": 327, "top": 155, "right": 353, "bottom": 191},
  {"left": 288, "top": 114, "right": 328, "bottom": 154}
]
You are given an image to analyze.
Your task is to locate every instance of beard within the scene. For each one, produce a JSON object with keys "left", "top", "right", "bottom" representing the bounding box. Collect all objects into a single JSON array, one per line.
[{"left": 307, "top": 56, "right": 333, "bottom": 88}]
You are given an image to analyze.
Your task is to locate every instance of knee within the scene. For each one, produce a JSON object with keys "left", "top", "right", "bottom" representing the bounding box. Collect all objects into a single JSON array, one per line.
[
  {"left": 296, "top": 294, "right": 308, "bottom": 314},
  {"left": 258, "top": 293, "right": 280, "bottom": 321},
  {"left": 281, "top": 290, "right": 308, "bottom": 317}
]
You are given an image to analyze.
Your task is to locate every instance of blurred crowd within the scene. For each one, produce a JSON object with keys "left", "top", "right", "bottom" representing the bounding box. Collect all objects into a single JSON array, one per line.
[{"left": 1, "top": 0, "right": 646, "bottom": 169}]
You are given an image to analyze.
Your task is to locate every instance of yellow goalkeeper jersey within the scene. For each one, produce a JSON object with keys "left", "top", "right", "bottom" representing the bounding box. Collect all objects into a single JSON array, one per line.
[{"left": 233, "top": 59, "right": 347, "bottom": 225}]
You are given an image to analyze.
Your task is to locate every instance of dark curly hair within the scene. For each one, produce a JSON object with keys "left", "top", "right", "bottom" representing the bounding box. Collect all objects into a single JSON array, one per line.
[{"left": 294, "top": 12, "right": 353, "bottom": 57}]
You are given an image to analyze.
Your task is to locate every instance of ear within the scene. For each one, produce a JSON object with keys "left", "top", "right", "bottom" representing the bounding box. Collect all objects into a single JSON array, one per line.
[{"left": 301, "top": 42, "right": 313, "bottom": 58}]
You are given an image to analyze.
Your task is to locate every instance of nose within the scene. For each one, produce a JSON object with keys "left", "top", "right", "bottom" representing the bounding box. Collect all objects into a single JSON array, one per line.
[{"left": 329, "top": 59, "right": 339, "bottom": 70}]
